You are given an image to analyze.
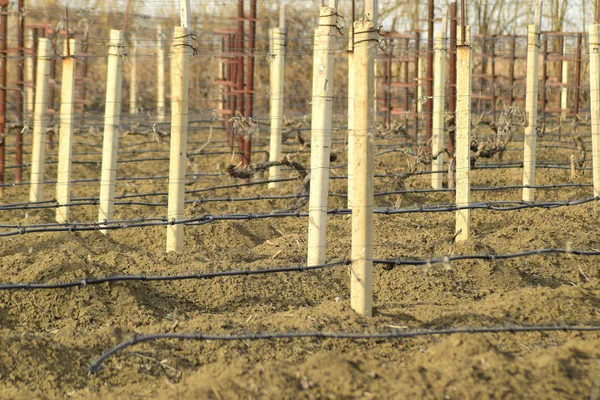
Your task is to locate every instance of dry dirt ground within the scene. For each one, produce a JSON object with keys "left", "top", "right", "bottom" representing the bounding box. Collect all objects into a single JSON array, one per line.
[{"left": 1, "top": 116, "right": 599, "bottom": 399}]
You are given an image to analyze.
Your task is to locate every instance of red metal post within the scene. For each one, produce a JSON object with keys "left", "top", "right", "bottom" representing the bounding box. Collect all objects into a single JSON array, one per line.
[
  {"left": 386, "top": 41, "right": 393, "bottom": 126},
  {"left": 490, "top": 35, "right": 496, "bottom": 121},
  {"left": 425, "top": 0, "right": 434, "bottom": 146},
  {"left": 16, "top": 0, "right": 25, "bottom": 183},
  {"left": 541, "top": 33, "right": 548, "bottom": 128},
  {"left": 0, "top": 2, "right": 8, "bottom": 196},
  {"left": 413, "top": 31, "right": 420, "bottom": 143},
  {"left": 243, "top": 0, "right": 257, "bottom": 167},
  {"left": 574, "top": 33, "right": 582, "bottom": 116},
  {"left": 236, "top": 0, "right": 245, "bottom": 161},
  {"left": 508, "top": 34, "right": 516, "bottom": 107},
  {"left": 78, "top": 29, "right": 88, "bottom": 125},
  {"left": 403, "top": 37, "right": 409, "bottom": 130}
]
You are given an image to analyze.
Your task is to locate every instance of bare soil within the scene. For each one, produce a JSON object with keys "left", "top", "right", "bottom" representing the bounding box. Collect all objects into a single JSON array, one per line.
[{"left": 1, "top": 119, "right": 599, "bottom": 399}]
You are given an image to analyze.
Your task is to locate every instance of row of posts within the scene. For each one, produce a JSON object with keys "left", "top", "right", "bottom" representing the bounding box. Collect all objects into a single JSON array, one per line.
[
  {"left": 296, "top": 1, "right": 600, "bottom": 317},
  {"left": 17, "top": 2, "right": 600, "bottom": 318}
]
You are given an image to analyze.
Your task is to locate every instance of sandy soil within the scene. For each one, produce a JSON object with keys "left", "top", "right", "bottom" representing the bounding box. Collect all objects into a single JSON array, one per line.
[{"left": 1, "top": 117, "right": 599, "bottom": 399}]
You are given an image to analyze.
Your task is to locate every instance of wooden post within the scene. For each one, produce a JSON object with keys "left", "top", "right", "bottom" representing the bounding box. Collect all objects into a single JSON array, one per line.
[
  {"left": 589, "top": 25, "right": 600, "bottom": 197},
  {"left": 455, "top": 25, "right": 471, "bottom": 243},
  {"left": 307, "top": 5, "right": 338, "bottom": 266},
  {"left": 432, "top": 30, "right": 446, "bottom": 190},
  {"left": 25, "top": 29, "right": 35, "bottom": 114},
  {"left": 351, "top": 16, "right": 377, "bottom": 317},
  {"left": 29, "top": 38, "right": 51, "bottom": 203},
  {"left": 56, "top": 39, "right": 77, "bottom": 223},
  {"left": 166, "top": 27, "right": 191, "bottom": 252},
  {"left": 522, "top": 24, "right": 541, "bottom": 202},
  {"left": 98, "top": 30, "right": 125, "bottom": 232},
  {"left": 157, "top": 26, "right": 166, "bottom": 120},
  {"left": 347, "top": 26, "right": 354, "bottom": 208},
  {"left": 180, "top": 0, "right": 191, "bottom": 29},
  {"left": 129, "top": 35, "right": 138, "bottom": 114},
  {"left": 561, "top": 39, "right": 569, "bottom": 117},
  {"left": 268, "top": 7, "right": 286, "bottom": 189}
]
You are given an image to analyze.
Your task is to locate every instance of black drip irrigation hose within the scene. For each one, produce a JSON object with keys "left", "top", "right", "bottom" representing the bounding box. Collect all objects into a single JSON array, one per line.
[
  {"left": 1, "top": 248, "right": 598, "bottom": 291},
  {"left": 88, "top": 324, "right": 600, "bottom": 373},
  {"left": 1, "top": 197, "right": 598, "bottom": 236}
]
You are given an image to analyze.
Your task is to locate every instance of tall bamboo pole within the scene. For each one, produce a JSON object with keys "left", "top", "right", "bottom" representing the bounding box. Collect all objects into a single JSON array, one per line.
[
  {"left": 455, "top": 25, "right": 472, "bottom": 242},
  {"left": 351, "top": 1, "right": 377, "bottom": 317},
  {"left": 56, "top": 39, "right": 77, "bottom": 223},
  {"left": 307, "top": 4, "right": 338, "bottom": 266},
  {"left": 98, "top": 30, "right": 125, "bottom": 232},
  {"left": 29, "top": 38, "right": 51, "bottom": 202},
  {"left": 268, "top": 7, "right": 286, "bottom": 189},
  {"left": 166, "top": 27, "right": 191, "bottom": 252},
  {"left": 522, "top": 24, "right": 541, "bottom": 202},
  {"left": 432, "top": 29, "right": 447, "bottom": 190}
]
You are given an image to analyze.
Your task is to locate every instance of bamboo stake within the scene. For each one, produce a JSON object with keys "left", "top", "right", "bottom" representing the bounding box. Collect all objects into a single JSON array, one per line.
[
  {"left": 268, "top": 7, "right": 286, "bottom": 189},
  {"left": 455, "top": 25, "right": 471, "bottom": 242},
  {"left": 98, "top": 30, "right": 125, "bottom": 233},
  {"left": 432, "top": 29, "right": 447, "bottom": 190},
  {"left": 347, "top": 26, "right": 354, "bottom": 208},
  {"left": 166, "top": 27, "right": 191, "bottom": 252},
  {"left": 351, "top": 17, "right": 377, "bottom": 317},
  {"left": 306, "top": 5, "right": 338, "bottom": 266},
  {"left": 590, "top": 25, "right": 600, "bottom": 197},
  {"left": 56, "top": 39, "right": 77, "bottom": 223},
  {"left": 29, "top": 38, "right": 51, "bottom": 203},
  {"left": 129, "top": 34, "right": 137, "bottom": 114},
  {"left": 522, "top": 24, "right": 541, "bottom": 202}
]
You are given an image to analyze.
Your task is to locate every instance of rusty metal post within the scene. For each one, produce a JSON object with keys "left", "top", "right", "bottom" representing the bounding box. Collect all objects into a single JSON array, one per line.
[
  {"left": 448, "top": 1, "right": 457, "bottom": 154},
  {"left": 478, "top": 36, "right": 485, "bottom": 115},
  {"left": 425, "top": 0, "right": 434, "bottom": 145},
  {"left": 15, "top": 0, "right": 25, "bottom": 183},
  {"left": 386, "top": 41, "right": 393, "bottom": 126},
  {"left": 0, "top": 2, "right": 7, "bottom": 196},
  {"left": 413, "top": 32, "right": 420, "bottom": 143},
  {"left": 243, "top": 0, "right": 257, "bottom": 167},
  {"left": 403, "top": 37, "right": 409, "bottom": 130},
  {"left": 236, "top": 0, "right": 245, "bottom": 162},
  {"left": 78, "top": 29, "right": 88, "bottom": 125},
  {"left": 509, "top": 34, "right": 516, "bottom": 107},
  {"left": 574, "top": 33, "right": 582, "bottom": 116},
  {"left": 541, "top": 33, "right": 548, "bottom": 128},
  {"left": 227, "top": 34, "right": 235, "bottom": 146},
  {"left": 490, "top": 35, "right": 496, "bottom": 121}
]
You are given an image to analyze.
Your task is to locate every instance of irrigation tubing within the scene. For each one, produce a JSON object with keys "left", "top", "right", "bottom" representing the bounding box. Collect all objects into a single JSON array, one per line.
[
  {"left": 0, "top": 183, "right": 594, "bottom": 211},
  {"left": 88, "top": 324, "right": 600, "bottom": 373},
  {"left": 1, "top": 247, "right": 599, "bottom": 292},
  {"left": 1, "top": 197, "right": 598, "bottom": 236}
]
